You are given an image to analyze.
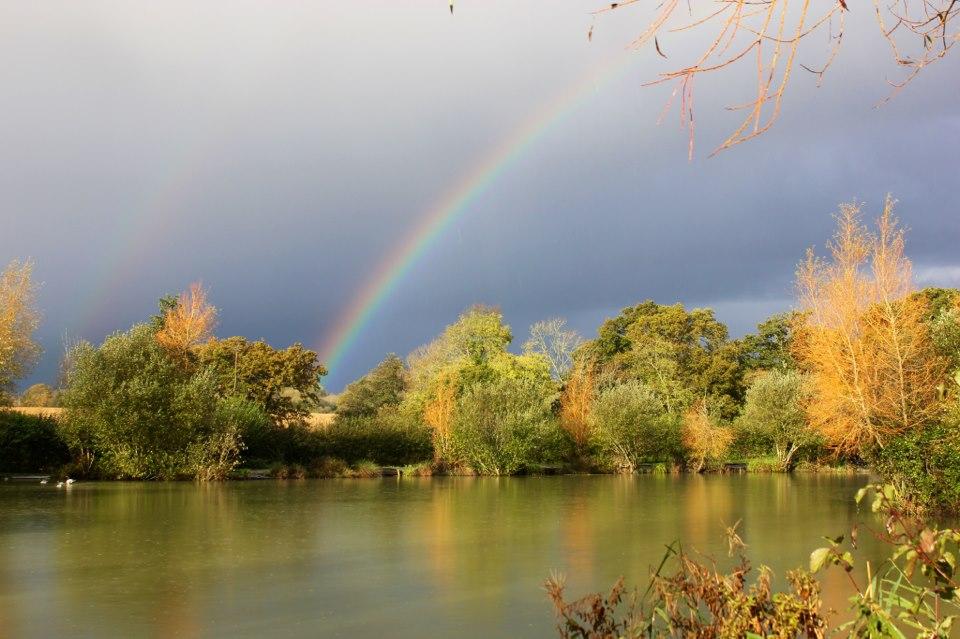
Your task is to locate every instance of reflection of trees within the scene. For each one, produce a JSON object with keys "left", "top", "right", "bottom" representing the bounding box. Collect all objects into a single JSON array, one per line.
[{"left": 1, "top": 475, "right": 891, "bottom": 635}]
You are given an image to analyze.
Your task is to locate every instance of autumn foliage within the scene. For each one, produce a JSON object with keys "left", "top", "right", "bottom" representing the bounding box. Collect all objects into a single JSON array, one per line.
[
  {"left": 559, "top": 365, "right": 595, "bottom": 449},
  {"left": 424, "top": 372, "right": 457, "bottom": 462},
  {"left": 0, "top": 259, "right": 41, "bottom": 391},
  {"left": 792, "top": 199, "right": 947, "bottom": 454},
  {"left": 156, "top": 282, "right": 218, "bottom": 352},
  {"left": 682, "top": 400, "right": 732, "bottom": 472}
]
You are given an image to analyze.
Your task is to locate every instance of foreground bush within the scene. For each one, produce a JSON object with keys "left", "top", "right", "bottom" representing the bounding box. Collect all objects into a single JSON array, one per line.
[
  {"left": 870, "top": 411, "right": 960, "bottom": 513},
  {"left": 588, "top": 381, "right": 683, "bottom": 472},
  {"left": 547, "top": 484, "right": 960, "bottom": 637},
  {"left": 60, "top": 325, "right": 254, "bottom": 480},
  {"left": 0, "top": 411, "right": 70, "bottom": 473},
  {"left": 547, "top": 527, "right": 827, "bottom": 638}
]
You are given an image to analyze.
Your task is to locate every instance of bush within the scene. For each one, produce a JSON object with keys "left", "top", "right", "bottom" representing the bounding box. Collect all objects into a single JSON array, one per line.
[
  {"left": 238, "top": 411, "right": 324, "bottom": 467},
  {"left": 326, "top": 410, "right": 433, "bottom": 466},
  {"left": 449, "top": 377, "right": 566, "bottom": 475},
  {"left": 0, "top": 411, "right": 70, "bottom": 472},
  {"left": 60, "top": 325, "right": 245, "bottom": 480},
  {"left": 588, "top": 381, "right": 683, "bottom": 472},
  {"left": 870, "top": 411, "right": 960, "bottom": 513}
]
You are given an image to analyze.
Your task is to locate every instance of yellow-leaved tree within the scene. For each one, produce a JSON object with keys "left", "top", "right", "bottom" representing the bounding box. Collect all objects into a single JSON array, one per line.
[
  {"left": 792, "top": 198, "right": 947, "bottom": 454},
  {"left": 0, "top": 259, "right": 41, "bottom": 392},
  {"left": 156, "top": 282, "right": 218, "bottom": 353}
]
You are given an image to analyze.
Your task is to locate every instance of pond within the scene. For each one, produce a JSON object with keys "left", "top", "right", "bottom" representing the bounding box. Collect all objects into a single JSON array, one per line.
[{"left": 0, "top": 474, "right": 882, "bottom": 637}]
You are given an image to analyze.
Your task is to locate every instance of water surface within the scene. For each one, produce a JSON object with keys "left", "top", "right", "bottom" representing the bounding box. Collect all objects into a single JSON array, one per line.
[{"left": 0, "top": 475, "right": 880, "bottom": 637}]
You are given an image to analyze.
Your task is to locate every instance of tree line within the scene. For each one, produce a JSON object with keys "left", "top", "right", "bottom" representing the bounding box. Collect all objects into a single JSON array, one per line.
[{"left": 2, "top": 198, "right": 959, "bottom": 512}]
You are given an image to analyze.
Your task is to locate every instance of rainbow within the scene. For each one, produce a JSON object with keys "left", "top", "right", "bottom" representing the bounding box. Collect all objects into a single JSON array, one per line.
[
  {"left": 318, "top": 50, "right": 638, "bottom": 378},
  {"left": 76, "top": 137, "right": 221, "bottom": 337}
]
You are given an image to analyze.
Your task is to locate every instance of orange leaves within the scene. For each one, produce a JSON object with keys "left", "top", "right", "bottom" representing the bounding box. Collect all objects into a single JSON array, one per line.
[
  {"left": 424, "top": 372, "right": 457, "bottom": 461},
  {"left": 155, "top": 282, "right": 217, "bottom": 353},
  {"left": 682, "top": 400, "right": 732, "bottom": 472},
  {"left": 792, "top": 199, "right": 947, "bottom": 454},
  {"left": 560, "top": 365, "right": 595, "bottom": 449},
  {"left": 0, "top": 259, "right": 41, "bottom": 388}
]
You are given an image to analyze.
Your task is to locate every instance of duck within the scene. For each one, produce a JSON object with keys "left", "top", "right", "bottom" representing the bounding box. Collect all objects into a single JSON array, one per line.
[
  {"left": 39, "top": 478, "right": 48, "bottom": 485},
  {"left": 65, "top": 478, "right": 75, "bottom": 485},
  {"left": 56, "top": 481, "right": 64, "bottom": 488}
]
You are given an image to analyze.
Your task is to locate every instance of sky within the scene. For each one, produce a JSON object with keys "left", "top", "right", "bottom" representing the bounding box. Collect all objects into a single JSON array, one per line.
[{"left": 1, "top": 0, "right": 958, "bottom": 392}]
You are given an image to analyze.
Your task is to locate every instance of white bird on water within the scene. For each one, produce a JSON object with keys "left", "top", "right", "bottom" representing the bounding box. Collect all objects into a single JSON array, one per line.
[
  {"left": 56, "top": 481, "right": 63, "bottom": 488},
  {"left": 39, "top": 478, "right": 47, "bottom": 484},
  {"left": 65, "top": 478, "right": 75, "bottom": 485}
]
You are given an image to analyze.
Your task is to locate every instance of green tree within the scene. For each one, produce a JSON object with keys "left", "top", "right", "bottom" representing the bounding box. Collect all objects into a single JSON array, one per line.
[
  {"left": 737, "top": 312, "right": 798, "bottom": 373},
  {"left": 736, "top": 370, "right": 819, "bottom": 470},
  {"left": 60, "top": 325, "right": 254, "bottom": 480},
  {"left": 19, "top": 383, "right": 57, "bottom": 407},
  {"left": 579, "top": 301, "right": 745, "bottom": 417},
  {"left": 197, "top": 336, "right": 326, "bottom": 423},
  {"left": 450, "top": 376, "right": 564, "bottom": 475},
  {"left": 337, "top": 354, "right": 407, "bottom": 417},
  {"left": 589, "top": 380, "right": 683, "bottom": 472},
  {"left": 406, "top": 305, "right": 512, "bottom": 397}
]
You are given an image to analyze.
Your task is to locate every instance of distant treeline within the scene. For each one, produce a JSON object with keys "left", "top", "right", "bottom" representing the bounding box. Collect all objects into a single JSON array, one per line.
[{"left": 2, "top": 200, "right": 959, "bottom": 513}]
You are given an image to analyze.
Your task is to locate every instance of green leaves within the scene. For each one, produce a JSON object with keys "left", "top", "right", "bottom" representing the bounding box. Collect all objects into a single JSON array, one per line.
[{"left": 810, "top": 547, "right": 831, "bottom": 572}]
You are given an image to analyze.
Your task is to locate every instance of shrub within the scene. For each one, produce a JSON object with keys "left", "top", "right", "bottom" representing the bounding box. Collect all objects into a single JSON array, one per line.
[
  {"left": 588, "top": 381, "right": 683, "bottom": 472},
  {"left": 238, "top": 410, "right": 323, "bottom": 467},
  {"left": 682, "top": 401, "right": 733, "bottom": 472},
  {"left": 60, "top": 325, "right": 244, "bottom": 480},
  {"left": 450, "top": 377, "right": 565, "bottom": 475},
  {"left": 326, "top": 410, "right": 433, "bottom": 466},
  {"left": 870, "top": 411, "right": 960, "bottom": 513},
  {"left": 0, "top": 411, "right": 70, "bottom": 472}
]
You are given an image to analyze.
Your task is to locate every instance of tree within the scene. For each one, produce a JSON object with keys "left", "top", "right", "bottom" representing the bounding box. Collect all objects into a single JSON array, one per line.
[
  {"left": 593, "top": 0, "right": 957, "bottom": 155},
  {"left": 580, "top": 301, "right": 745, "bottom": 417},
  {"left": 738, "top": 313, "right": 799, "bottom": 374},
  {"left": 450, "top": 377, "right": 560, "bottom": 475},
  {"left": 60, "top": 325, "right": 252, "bottom": 480},
  {"left": 589, "top": 380, "right": 683, "bottom": 472},
  {"left": 682, "top": 400, "right": 732, "bottom": 472},
  {"left": 337, "top": 354, "right": 407, "bottom": 417},
  {"left": 197, "top": 336, "right": 326, "bottom": 423},
  {"left": 736, "top": 370, "right": 818, "bottom": 470},
  {"left": 19, "top": 383, "right": 57, "bottom": 407},
  {"left": 0, "top": 259, "right": 41, "bottom": 392},
  {"left": 792, "top": 199, "right": 948, "bottom": 454},
  {"left": 559, "top": 364, "right": 596, "bottom": 450},
  {"left": 423, "top": 370, "right": 457, "bottom": 462},
  {"left": 407, "top": 305, "right": 513, "bottom": 397},
  {"left": 155, "top": 282, "right": 217, "bottom": 353},
  {"left": 523, "top": 318, "right": 583, "bottom": 380}
]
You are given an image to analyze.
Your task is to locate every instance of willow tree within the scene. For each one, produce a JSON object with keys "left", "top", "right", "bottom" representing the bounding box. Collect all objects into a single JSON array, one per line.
[
  {"left": 0, "top": 259, "right": 41, "bottom": 392},
  {"left": 792, "top": 198, "right": 947, "bottom": 454}
]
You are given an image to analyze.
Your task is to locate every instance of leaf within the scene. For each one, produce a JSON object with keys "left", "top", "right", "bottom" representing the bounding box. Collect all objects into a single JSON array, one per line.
[
  {"left": 811, "top": 547, "right": 831, "bottom": 572},
  {"left": 654, "top": 37, "right": 667, "bottom": 58},
  {"left": 855, "top": 487, "right": 869, "bottom": 504},
  {"left": 919, "top": 529, "right": 936, "bottom": 554}
]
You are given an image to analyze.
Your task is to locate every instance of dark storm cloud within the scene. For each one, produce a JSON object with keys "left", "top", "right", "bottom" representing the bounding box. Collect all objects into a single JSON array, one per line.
[{"left": 0, "top": 0, "right": 957, "bottom": 391}]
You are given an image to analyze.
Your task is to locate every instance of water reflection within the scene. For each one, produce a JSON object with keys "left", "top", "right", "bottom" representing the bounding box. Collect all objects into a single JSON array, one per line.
[{"left": 0, "top": 475, "right": 879, "bottom": 638}]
